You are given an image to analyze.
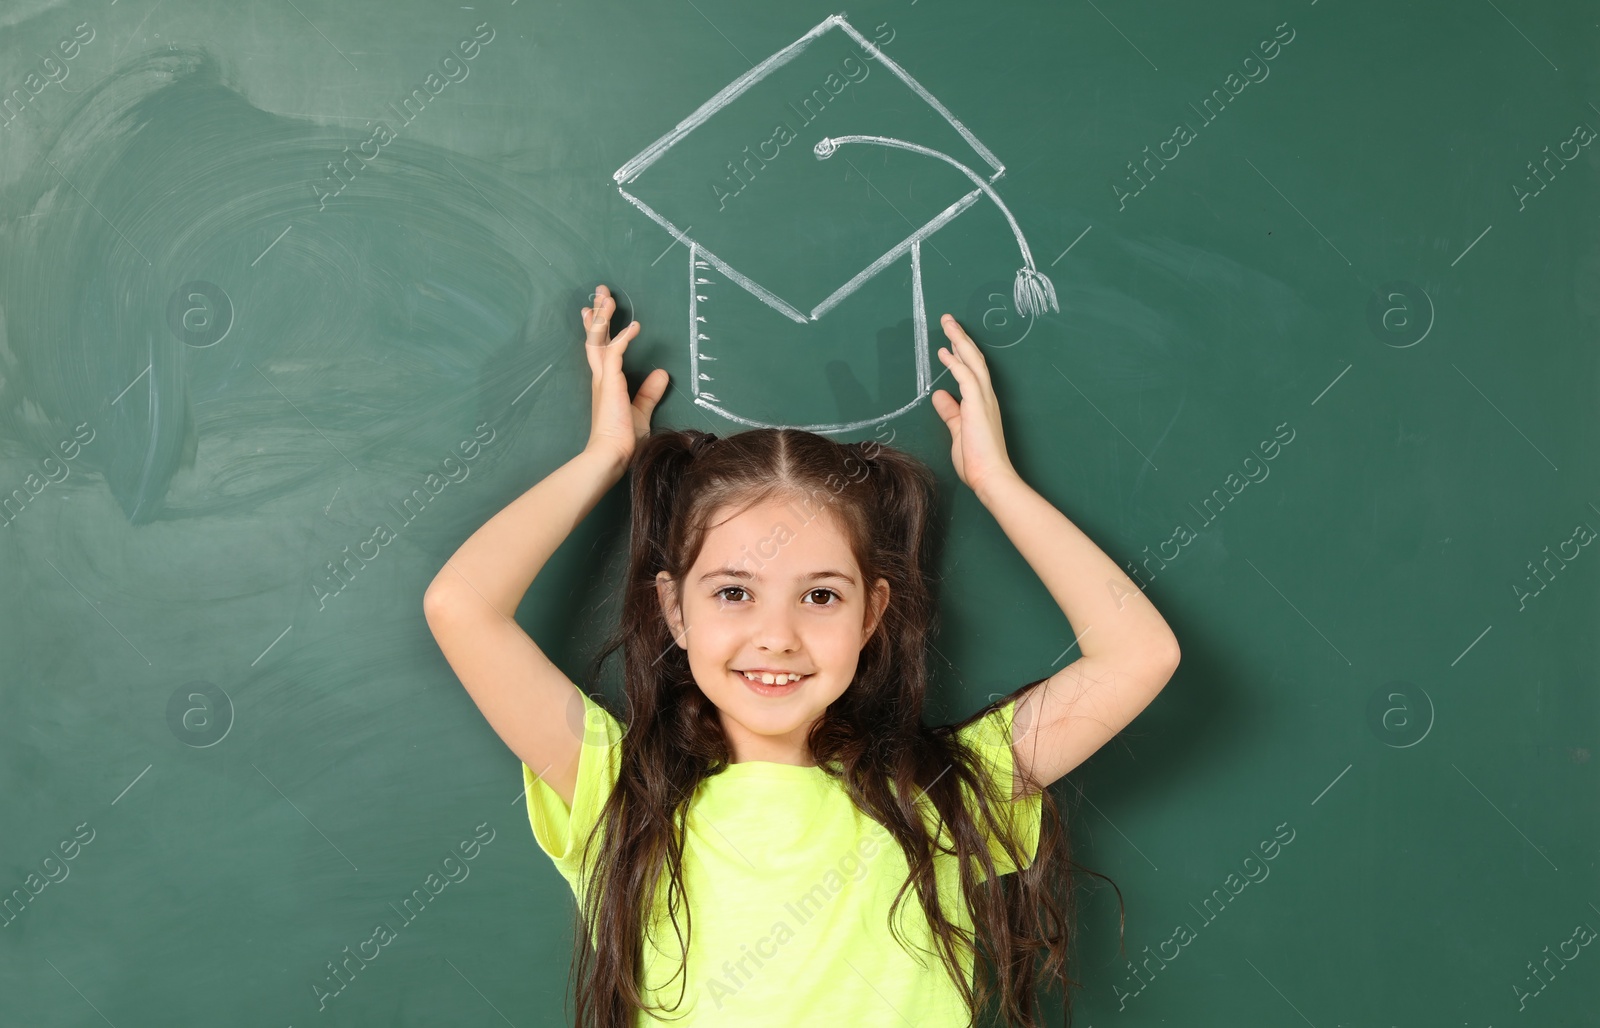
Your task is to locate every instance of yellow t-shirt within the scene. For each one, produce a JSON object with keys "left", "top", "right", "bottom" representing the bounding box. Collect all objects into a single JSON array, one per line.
[{"left": 522, "top": 694, "right": 1043, "bottom": 1026}]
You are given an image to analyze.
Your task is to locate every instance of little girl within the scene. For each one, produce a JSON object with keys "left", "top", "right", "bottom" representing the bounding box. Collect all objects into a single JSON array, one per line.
[{"left": 425, "top": 285, "right": 1181, "bottom": 1027}]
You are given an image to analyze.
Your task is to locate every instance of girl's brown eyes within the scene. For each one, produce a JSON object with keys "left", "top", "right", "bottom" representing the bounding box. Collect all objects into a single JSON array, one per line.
[{"left": 713, "top": 587, "right": 841, "bottom": 606}]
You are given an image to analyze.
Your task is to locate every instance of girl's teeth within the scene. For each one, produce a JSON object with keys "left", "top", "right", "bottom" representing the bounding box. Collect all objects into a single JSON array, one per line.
[{"left": 741, "top": 670, "right": 804, "bottom": 685}]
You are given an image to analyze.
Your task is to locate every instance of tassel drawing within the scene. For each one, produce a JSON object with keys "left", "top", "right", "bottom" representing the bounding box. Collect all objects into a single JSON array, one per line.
[{"left": 814, "top": 134, "right": 1061, "bottom": 318}]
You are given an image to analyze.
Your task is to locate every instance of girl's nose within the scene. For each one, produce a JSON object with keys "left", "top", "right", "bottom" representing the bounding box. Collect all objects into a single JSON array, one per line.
[{"left": 753, "top": 610, "right": 802, "bottom": 651}]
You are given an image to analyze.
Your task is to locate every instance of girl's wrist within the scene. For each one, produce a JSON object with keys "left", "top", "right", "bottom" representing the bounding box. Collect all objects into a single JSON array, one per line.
[
  {"left": 973, "top": 467, "right": 1026, "bottom": 507},
  {"left": 579, "top": 442, "right": 630, "bottom": 483}
]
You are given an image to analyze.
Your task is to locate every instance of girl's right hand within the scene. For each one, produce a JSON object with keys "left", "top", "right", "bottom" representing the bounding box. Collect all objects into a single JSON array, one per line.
[{"left": 582, "top": 284, "right": 669, "bottom": 470}]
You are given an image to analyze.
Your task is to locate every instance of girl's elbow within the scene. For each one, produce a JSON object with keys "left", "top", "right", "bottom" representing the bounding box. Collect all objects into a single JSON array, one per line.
[
  {"left": 1151, "top": 637, "right": 1181, "bottom": 677},
  {"left": 422, "top": 579, "right": 462, "bottom": 624}
]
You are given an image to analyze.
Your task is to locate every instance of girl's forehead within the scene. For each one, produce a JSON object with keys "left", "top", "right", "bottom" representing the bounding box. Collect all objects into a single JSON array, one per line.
[{"left": 696, "top": 497, "right": 858, "bottom": 563}]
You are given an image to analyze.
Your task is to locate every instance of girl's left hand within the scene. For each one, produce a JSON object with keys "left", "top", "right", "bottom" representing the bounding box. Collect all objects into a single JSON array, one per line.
[{"left": 930, "top": 314, "right": 1018, "bottom": 497}]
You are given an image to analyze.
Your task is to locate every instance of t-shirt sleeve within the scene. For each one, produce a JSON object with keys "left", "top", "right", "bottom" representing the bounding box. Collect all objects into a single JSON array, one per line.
[
  {"left": 521, "top": 690, "right": 625, "bottom": 893},
  {"left": 956, "top": 697, "right": 1044, "bottom": 878}
]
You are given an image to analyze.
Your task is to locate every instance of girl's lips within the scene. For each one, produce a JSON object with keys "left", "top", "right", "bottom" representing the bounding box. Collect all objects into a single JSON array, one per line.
[{"left": 734, "top": 669, "right": 812, "bottom": 696}]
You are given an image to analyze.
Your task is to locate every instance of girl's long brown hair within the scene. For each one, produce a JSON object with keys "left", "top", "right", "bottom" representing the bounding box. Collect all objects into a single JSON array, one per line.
[{"left": 565, "top": 427, "right": 1121, "bottom": 1027}]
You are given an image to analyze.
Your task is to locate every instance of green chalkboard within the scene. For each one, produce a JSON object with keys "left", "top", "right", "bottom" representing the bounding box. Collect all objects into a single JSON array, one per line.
[{"left": 2, "top": 0, "right": 1596, "bottom": 1024}]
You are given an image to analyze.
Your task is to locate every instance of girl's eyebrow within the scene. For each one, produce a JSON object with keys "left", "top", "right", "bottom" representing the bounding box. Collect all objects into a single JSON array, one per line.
[{"left": 698, "top": 566, "right": 857, "bottom": 586}]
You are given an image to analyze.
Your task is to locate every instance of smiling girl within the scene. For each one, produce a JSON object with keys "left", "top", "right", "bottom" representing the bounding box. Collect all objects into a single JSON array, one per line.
[{"left": 424, "top": 285, "right": 1180, "bottom": 1026}]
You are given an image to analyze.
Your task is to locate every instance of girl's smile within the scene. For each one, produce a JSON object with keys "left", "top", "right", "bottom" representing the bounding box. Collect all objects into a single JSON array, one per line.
[{"left": 734, "top": 668, "right": 813, "bottom": 696}]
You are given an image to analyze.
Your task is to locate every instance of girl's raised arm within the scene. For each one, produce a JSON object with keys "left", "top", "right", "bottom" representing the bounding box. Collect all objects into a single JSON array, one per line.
[
  {"left": 423, "top": 285, "right": 667, "bottom": 808},
  {"left": 930, "top": 313, "right": 1181, "bottom": 798}
]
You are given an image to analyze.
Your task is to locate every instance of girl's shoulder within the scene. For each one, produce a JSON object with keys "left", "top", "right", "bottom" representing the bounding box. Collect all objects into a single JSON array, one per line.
[
  {"left": 940, "top": 695, "right": 1025, "bottom": 778},
  {"left": 950, "top": 695, "right": 1021, "bottom": 744}
]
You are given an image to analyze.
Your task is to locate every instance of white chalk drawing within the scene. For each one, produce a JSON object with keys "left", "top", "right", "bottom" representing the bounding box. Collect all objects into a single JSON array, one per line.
[{"left": 613, "top": 13, "right": 1058, "bottom": 434}]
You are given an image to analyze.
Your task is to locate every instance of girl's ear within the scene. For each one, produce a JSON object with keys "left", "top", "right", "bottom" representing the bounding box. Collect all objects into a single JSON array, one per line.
[
  {"left": 655, "top": 571, "right": 686, "bottom": 647},
  {"left": 864, "top": 577, "right": 891, "bottom": 642}
]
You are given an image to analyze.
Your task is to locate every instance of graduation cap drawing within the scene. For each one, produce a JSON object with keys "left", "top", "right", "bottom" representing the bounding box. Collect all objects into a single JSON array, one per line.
[{"left": 614, "top": 13, "right": 1057, "bottom": 434}]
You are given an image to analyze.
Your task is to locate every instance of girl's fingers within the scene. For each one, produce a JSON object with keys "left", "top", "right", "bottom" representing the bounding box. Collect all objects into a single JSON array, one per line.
[
  {"left": 930, "top": 387, "right": 960, "bottom": 425},
  {"left": 632, "top": 367, "right": 669, "bottom": 418},
  {"left": 587, "top": 304, "right": 613, "bottom": 344},
  {"left": 942, "top": 323, "right": 986, "bottom": 379},
  {"left": 939, "top": 314, "right": 995, "bottom": 400},
  {"left": 590, "top": 323, "right": 641, "bottom": 381},
  {"left": 583, "top": 291, "right": 611, "bottom": 379},
  {"left": 584, "top": 287, "right": 627, "bottom": 335},
  {"left": 936, "top": 344, "right": 981, "bottom": 395},
  {"left": 940, "top": 314, "right": 986, "bottom": 369},
  {"left": 940, "top": 313, "right": 976, "bottom": 347}
]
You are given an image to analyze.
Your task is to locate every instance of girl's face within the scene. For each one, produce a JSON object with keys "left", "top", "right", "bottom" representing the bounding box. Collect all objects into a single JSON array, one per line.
[{"left": 655, "top": 495, "right": 890, "bottom": 766}]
